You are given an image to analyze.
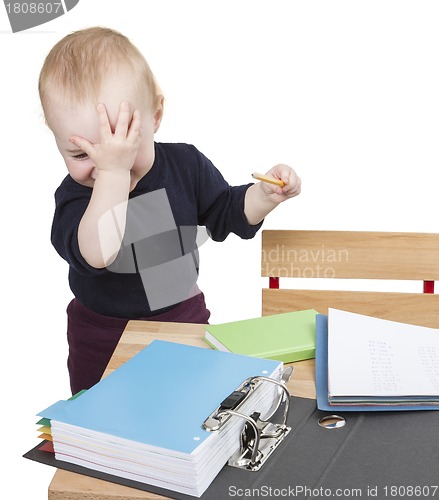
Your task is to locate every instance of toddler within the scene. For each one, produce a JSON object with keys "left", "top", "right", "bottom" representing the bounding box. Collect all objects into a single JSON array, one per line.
[{"left": 38, "top": 27, "right": 301, "bottom": 394}]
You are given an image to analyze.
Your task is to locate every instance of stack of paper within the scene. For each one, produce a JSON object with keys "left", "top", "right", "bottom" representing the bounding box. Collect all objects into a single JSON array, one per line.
[
  {"left": 34, "top": 389, "right": 88, "bottom": 454},
  {"left": 36, "top": 340, "right": 283, "bottom": 497},
  {"left": 316, "top": 309, "right": 439, "bottom": 410},
  {"left": 204, "top": 309, "right": 318, "bottom": 362}
]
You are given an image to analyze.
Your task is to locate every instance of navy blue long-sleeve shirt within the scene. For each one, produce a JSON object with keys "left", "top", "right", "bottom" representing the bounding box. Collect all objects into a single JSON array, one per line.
[{"left": 51, "top": 142, "right": 262, "bottom": 318}]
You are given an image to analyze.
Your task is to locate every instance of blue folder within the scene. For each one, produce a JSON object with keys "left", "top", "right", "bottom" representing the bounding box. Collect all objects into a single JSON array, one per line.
[
  {"left": 39, "top": 340, "right": 282, "bottom": 454},
  {"left": 316, "top": 314, "right": 439, "bottom": 411}
]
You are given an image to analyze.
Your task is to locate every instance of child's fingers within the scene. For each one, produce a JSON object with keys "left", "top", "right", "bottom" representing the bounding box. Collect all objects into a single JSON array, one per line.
[
  {"left": 282, "top": 174, "right": 301, "bottom": 196},
  {"left": 269, "top": 164, "right": 292, "bottom": 186},
  {"left": 114, "top": 101, "right": 131, "bottom": 137},
  {"left": 127, "top": 109, "right": 142, "bottom": 141},
  {"left": 96, "top": 103, "right": 112, "bottom": 138},
  {"left": 69, "top": 135, "right": 94, "bottom": 157},
  {"left": 268, "top": 165, "right": 301, "bottom": 197}
]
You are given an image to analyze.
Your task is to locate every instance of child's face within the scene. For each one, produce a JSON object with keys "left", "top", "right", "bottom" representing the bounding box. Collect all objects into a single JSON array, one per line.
[{"left": 44, "top": 76, "right": 162, "bottom": 188}]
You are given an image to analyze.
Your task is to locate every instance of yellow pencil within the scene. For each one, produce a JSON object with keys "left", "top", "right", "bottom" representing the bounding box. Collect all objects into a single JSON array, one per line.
[{"left": 251, "top": 172, "right": 285, "bottom": 187}]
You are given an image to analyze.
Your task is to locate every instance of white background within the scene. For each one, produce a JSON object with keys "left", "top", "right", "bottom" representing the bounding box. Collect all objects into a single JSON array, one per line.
[{"left": 1, "top": 1, "right": 438, "bottom": 498}]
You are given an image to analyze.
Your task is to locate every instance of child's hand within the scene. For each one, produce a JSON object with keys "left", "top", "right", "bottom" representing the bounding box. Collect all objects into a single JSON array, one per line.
[
  {"left": 69, "top": 101, "right": 142, "bottom": 174},
  {"left": 259, "top": 164, "right": 301, "bottom": 202},
  {"left": 244, "top": 164, "right": 301, "bottom": 225}
]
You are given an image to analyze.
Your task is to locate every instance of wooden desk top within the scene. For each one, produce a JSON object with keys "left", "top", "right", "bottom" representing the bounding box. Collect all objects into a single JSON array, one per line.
[{"left": 48, "top": 320, "right": 316, "bottom": 500}]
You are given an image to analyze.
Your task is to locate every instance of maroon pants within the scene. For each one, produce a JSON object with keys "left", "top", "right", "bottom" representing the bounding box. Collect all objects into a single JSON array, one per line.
[{"left": 66, "top": 294, "right": 210, "bottom": 394}]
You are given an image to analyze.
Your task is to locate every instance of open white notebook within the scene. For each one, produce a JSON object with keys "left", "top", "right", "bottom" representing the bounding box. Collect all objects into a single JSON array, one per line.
[{"left": 327, "top": 309, "right": 439, "bottom": 405}]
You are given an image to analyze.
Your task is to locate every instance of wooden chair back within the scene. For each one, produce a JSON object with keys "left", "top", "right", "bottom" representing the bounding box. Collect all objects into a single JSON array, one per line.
[{"left": 261, "top": 230, "right": 439, "bottom": 327}]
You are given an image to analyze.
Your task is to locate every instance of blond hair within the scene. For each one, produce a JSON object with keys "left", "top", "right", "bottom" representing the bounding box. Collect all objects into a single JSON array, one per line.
[{"left": 39, "top": 26, "right": 161, "bottom": 110}]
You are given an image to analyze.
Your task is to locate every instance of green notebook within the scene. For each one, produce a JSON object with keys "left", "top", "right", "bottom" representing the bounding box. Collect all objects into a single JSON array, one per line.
[{"left": 204, "top": 309, "right": 318, "bottom": 363}]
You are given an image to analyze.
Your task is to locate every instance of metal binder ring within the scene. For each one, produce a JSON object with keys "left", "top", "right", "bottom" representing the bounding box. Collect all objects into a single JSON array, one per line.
[
  {"left": 202, "top": 370, "right": 292, "bottom": 433},
  {"left": 202, "top": 373, "right": 293, "bottom": 471},
  {"left": 216, "top": 409, "right": 261, "bottom": 465},
  {"left": 247, "top": 375, "right": 291, "bottom": 429}
]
